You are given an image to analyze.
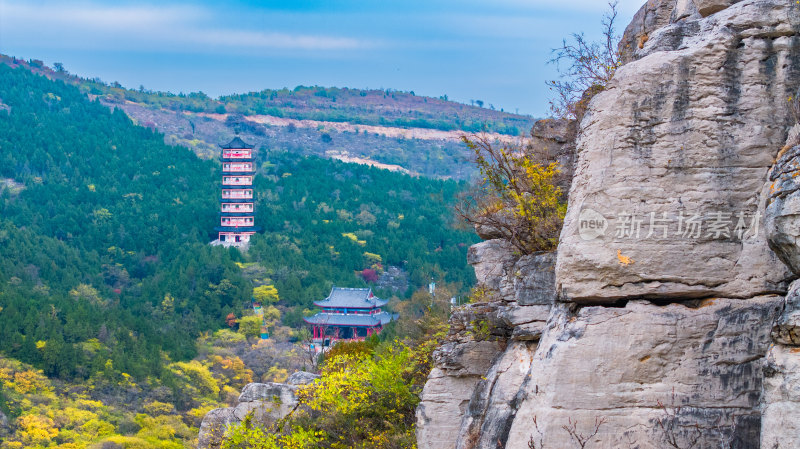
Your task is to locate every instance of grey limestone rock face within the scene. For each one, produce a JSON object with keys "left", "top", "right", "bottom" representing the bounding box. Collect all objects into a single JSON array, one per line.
[
  {"left": 467, "top": 239, "right": 517, "bottom": 293},
  {"left": 417, "top": 238, "right": 558, "bottom": 449},
  {"left": 431, "top": 340, "right": 507, "bottom": 378},
  {"left": 762, "top": 280, "right": 800, "bottom": 447},
  {"left": 556, "top": 0, "right": 799, "bottom": 303},
  {"left": 505, "top": 296, "right": 782, "bottom": 449},
  {"left": 761, "top": 344, "right": 800, "bottom": 448},
  {"left": 454, "top": 341, "right": 537, "bottom": 449},
  {"left": 198, "top": 380, "right": 303, "bottom": 449},
  {"left": 285, "top": 370, "right": 319, "bottom": 386},
  {"left": 771, "top": 280, "right": 800, "bottom": 346},
  {"left": 619, "top": 0, "right": 699, "bottom": 65},
  {"left": 415, "top": 368, "right": 485, "bottom": 449},
  {"left": 468, "top": 239, "right": 556, "bottom": 307},
  {"left": 693, "top": 0, "right": 743, "bottom": 16},
  {"left": 619, "top": 0, "right": 751, "bottom": 66},
  {"left": 502, "top": 252, "right": 556, "bottom": 307},
  {"left": 416, "top": 1, "right": 800, "bottom": 448},
  {"left": 765, "top": 125, "right": 800, "bottom": 276}
]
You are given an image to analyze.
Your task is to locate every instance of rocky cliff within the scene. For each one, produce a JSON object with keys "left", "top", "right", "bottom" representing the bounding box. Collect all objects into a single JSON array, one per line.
[{"left": 417, "top": 0, "right": 800, "bottom": 447}]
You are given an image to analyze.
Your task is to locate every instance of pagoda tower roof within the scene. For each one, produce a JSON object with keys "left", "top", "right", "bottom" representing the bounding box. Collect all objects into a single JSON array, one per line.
[
  {"left": 313, "top": 287, "right": 388, "bottom": 309},
  {"left": 220, "top": 136, "right": 252, "bottom": 149}
]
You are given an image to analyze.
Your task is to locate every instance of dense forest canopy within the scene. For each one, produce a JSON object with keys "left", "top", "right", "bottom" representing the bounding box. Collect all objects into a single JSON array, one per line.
[{"left": 0, "top": 63, "right": 477, "bottom": 384}]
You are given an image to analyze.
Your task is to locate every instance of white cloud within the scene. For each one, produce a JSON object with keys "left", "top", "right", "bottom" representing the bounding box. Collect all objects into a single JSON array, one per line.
[
  {"left": 0, "top": 0, "right": 369, "bottom": 51},
  {"left": 473, "top": 0, "right": 643, "bottom": 15},
  {"left": 183, "top": 29, "right": 366, "bottom": 51},
  {"left": 1, "top": 2, "right": 201, "bottom": 30}
]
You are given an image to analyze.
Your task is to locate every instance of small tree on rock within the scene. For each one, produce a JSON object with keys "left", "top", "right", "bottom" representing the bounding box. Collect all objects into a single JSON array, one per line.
[{"left": 456, "top": 134, "right": 567, "bottom": 255}]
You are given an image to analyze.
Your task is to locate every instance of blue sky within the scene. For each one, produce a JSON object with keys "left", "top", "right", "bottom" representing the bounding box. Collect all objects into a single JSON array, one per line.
[{"left": 0, "top": 0, "right": 643, "bottom": 116}]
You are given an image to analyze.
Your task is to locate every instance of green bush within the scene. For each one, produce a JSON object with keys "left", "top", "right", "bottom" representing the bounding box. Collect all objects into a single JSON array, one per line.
[{"left": 238, "top": 316, "right": 264, "bottom": 339}]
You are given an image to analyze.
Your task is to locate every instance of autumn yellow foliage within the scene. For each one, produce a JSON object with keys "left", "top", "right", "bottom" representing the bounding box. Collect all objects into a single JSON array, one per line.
[{"left": 458, "top": 135, "right": 567, "bottom": 254}]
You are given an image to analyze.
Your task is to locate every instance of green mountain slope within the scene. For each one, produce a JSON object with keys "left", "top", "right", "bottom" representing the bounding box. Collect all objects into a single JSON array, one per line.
[
  {"left": 0, "top": 62, "right": 477, "bottom": 385},
  {"left": 0, "top": 56, "right": 535, "bottom": 179},
  {"left": 87, "top": 82, "right": 534, "bottom": 136}
]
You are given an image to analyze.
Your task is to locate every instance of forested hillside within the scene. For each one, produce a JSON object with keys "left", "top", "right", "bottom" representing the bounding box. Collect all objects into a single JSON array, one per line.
[
  {"left": 87, "top": 83, "right": 533, "bottom": 136},
  {"left": 0, "top": 63, "right": 477, "bottom": 446},
  {"left": 0, "top": 56, "right": 534, "bottom": 179},
  {"left": 250, "top": 152, "right": 475, "bottom": 325}
]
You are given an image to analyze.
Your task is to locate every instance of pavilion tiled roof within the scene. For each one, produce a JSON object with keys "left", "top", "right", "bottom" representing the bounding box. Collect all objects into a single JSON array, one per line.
[
  {"left": 313, "top": 287, "right": 388, "bottom": 309},
  {"left": 304, "top": 311, "right": 397, "bottom": 327}
]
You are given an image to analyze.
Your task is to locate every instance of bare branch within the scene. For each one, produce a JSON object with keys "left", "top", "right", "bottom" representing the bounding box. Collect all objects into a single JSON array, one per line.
[
  {"left": 547, "top": 1, "right": 622, "bottom": 121},
  {"left": 562, "top": 416, "right": 607, "bottom": 449}
]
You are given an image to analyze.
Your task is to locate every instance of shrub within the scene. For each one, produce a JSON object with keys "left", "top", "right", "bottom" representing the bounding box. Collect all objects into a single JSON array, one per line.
[
  {"left": 457, "top": 135, "right": 567, "bottom": 254},
  {"left": 253, "top": 285, "right": 280, "bottom": 304},
  {"left": 361, "top": 268, "right": 379, "bottom": 283},
  {"left": 238, "top": 315, "right": 264, "bottom": 339},
  {"left": 220, "top": 327, "right": 446, "bottom": 448},
  {"left": 211, "top": 329, "right": 247, "bottom": 346}
]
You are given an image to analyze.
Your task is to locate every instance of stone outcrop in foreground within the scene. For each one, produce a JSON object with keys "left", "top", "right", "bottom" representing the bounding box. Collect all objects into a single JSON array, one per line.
[
  {"left": 417, "top": 0, "right": 800, "bottom": 448},
  {"left": 198, "top": 372, "right": 318, "bottom": 449},
  {"left": 416, "top": 240, "right": 554, "bottom": 449},
  {"left": 418, "top": 239, "right": 784, "bottom": 448}
]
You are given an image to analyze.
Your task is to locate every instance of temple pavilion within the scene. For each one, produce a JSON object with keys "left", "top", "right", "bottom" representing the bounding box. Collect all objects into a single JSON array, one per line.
[{"left": 304, "top": 287, "right": 397, "bottom": 341}]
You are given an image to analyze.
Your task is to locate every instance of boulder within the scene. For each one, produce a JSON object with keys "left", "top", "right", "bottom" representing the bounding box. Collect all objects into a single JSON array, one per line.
[
  {"left": 0, "top": 410, "right": 9, "bottom": 437},
  {"left": 235, "top": 382, "right": 298, "bottom": 421},
  {"left": 198, "top": 379, "right": 303, "bottom": 449},
  {"left": 505, "top": 296, "right": 782, "bottom": 448},
  {"left": 556, "top": 0, "right": 799, "bottom": 303},
  {"left": 693, "top": 0, "right": 743, "bottom": 16},
  {"left": 285, "top": 371, "right": 319, "bottom": 386},
  {"left": 198, "top": 408, "right": 238, "bottom": 449}
]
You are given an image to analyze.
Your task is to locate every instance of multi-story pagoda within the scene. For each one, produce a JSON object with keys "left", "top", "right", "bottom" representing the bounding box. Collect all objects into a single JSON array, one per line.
[
  {"left": 304, "top": 287, "right": 397, "bottom": 342},
  {"left": 215, "top": 136, "right": 261, "bottom": 245}
]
